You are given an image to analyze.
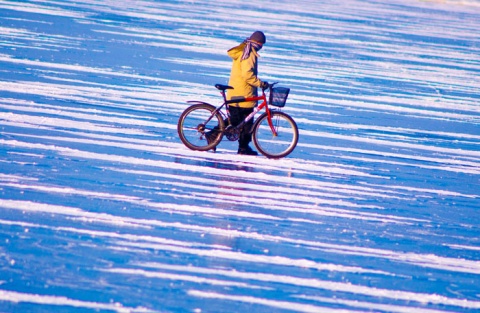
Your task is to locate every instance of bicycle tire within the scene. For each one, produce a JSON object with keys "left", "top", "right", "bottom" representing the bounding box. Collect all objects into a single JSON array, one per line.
[
  {"left": 252, "top": 111, "right": 299, "bottom": 159},
  {"left": 177, "top": 103, "right": 224, "bottom": 151}
]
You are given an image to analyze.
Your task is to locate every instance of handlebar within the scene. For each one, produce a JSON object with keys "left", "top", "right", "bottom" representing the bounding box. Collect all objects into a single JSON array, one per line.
[{"left": 262, "top": 82, "right": 278, "bottom": 91}]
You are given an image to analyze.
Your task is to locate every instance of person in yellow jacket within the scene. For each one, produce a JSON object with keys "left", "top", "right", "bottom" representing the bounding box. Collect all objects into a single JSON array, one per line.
[{"left": 226, "top": 31, "right": 269, "bottom": 155}]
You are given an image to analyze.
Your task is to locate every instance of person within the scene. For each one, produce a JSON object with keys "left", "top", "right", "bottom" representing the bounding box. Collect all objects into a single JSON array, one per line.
[{"left": 226, "top": 31, "right": 269, "bottom": 155}]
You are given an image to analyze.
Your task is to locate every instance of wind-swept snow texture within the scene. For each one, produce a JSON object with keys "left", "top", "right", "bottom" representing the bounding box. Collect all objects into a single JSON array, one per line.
[{"left": 0, "top": 0, "right": 479, "bottom": 312}]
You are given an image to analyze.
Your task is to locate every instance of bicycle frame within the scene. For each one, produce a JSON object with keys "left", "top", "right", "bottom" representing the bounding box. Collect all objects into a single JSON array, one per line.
[
  {"left": 222, "top": 87, "right": 278, "bottom": 136},
  {"left": 185, "top": 84, "right": 279, "bottom": 138}
]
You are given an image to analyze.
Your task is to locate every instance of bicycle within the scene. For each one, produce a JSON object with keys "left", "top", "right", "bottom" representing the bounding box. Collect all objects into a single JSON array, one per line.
[{"left": 177, "top": 83, "right": 299, "bottom": 159}]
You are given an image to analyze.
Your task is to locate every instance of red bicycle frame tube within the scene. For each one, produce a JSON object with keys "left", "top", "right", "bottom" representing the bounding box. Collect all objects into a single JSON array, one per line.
[{"left": 242, "top": 92, "right": 277, "bottom": 136}]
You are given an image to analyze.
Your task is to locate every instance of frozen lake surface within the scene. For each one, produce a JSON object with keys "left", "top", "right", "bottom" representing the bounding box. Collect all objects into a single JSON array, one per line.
[{"left": 1, "top": 0, "right": 479, "bottom": 312}]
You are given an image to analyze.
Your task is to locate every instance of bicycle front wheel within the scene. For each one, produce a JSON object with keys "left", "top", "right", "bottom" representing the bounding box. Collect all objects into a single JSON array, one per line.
[
  {"left": 252, "top": 111, "right": 299, "bottom": 159},
  {"left": 177, "top": 103, "right": 224, "bottom": 151}
]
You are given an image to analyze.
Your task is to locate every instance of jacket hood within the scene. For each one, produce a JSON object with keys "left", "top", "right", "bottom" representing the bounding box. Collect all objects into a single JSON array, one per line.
[
  {"left": 227, "top": 42, "right": 258, "bottom": 60},
  {"left": 227, "top": 43, "right": 245, "bottom": 60}
]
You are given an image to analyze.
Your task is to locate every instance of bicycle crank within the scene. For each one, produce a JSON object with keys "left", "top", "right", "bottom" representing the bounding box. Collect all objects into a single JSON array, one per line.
[{"left": 225, "top": 125, "right": 240, "bottom": 141}]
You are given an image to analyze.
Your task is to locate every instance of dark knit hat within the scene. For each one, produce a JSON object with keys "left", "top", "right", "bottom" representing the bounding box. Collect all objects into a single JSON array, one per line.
[{"left": 249, "top": 31, "right": 266, "bottom": 44}]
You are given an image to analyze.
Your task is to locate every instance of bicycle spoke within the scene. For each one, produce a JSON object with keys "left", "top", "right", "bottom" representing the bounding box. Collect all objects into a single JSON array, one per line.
[{"left": 253, "top": 111, "right": 298, "bottom": 158}]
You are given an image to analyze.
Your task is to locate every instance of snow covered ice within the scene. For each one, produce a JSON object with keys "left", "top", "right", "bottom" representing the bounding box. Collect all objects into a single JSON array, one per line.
[{"left": 0, "top": 0, "right": 479, "bottom": 312}]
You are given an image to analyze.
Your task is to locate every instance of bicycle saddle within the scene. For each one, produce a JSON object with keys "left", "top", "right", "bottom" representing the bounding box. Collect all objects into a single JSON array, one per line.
[{"left": 215, "top": 84, "right": 233, "bottom": 91}]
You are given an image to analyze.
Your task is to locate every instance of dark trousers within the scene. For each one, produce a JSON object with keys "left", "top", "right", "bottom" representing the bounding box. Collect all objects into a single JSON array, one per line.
[{"left": 229, "top": 106, "right": 254, "bottom": 149}]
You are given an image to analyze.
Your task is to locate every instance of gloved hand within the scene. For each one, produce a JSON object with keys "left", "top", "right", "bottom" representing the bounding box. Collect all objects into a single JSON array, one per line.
[{"left": 260, "top": 81, "right": 269, "bottom": 89}]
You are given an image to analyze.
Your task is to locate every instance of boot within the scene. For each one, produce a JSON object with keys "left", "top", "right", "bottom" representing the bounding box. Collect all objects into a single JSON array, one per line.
[{"left": 237, "top": 146, "right": 258, "bottom": 156}]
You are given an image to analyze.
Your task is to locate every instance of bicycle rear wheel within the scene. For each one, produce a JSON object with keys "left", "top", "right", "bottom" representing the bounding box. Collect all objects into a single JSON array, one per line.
[
  {"left": 252, "top": 111, "right": 299, "bottom": 159},
  {"left": 177, "top": 103, "right": 224, "bottom": 151}
]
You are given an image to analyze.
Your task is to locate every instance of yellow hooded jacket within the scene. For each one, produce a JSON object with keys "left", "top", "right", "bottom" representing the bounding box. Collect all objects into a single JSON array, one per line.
[{"left": 226, "top": 42, "right": 262, "bottom": 108}]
